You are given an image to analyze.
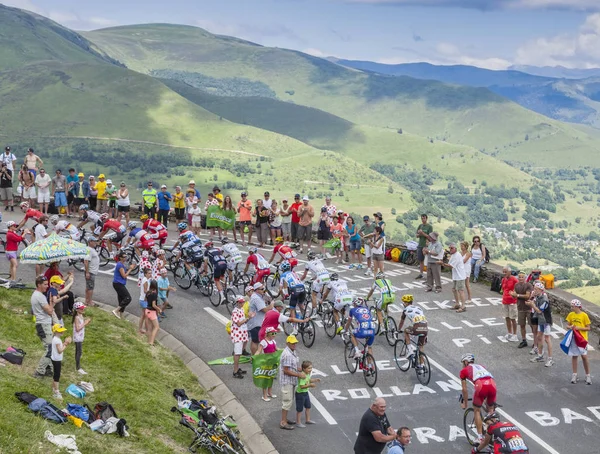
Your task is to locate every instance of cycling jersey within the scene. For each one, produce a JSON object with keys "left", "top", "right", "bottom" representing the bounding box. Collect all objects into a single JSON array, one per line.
[
  {"left": 304, "top": 259, "right": 330, "bottom": 291},
  {"left": 143, "top": 218, "right": 165, "bottom": 233},
  {"left": 280, "top": 270, "right": 304, "bottom": 292},
  {"left": 328, "top": 280, "right": 353, "bottom": 311},
  {"left": 205, "top": 247, "right": 227, "bottom": 279},
  {"left": 179, "top": 230, "right": 201, "bottom": 248},
  {"left": 460, "top": 363, "right": 493, "bottom": 382},
  {"left": 401, "top": 305, "right": 427, "bottom": 324},
  {"left": 222, "top": 243, "right": 243, "bottom": 266},
  {"left": 55, "top": 220, "right": 80, "bottom": 240},
  {"left": 83, "top": 210, "right": 101, "bottom": 225},
  {"left": 273, "top": 244, "right": 298, "bottom": 267},
  {"left": 24, "top": 208, "right": 43, "bottom": 222},
  {"left": 246, "top": 253, "right": 270, "bottom": 271},
  {"left": 486, "top": 422, "right": 528, "bottom": 453},
  {"left": 349, "top": 305, "right": 375, "bottom": 344},
  {"left": 102, "top": 219, "right": 126, "bottom": 234},
  {"left": 129, "top": 227, "right": 150, "bottom": 241},
  {"left": 372, "top": 278, "right": 395, "bottom": 309},
  {"left": 460, "top": 363, "right": 496, "bottom": 408}
]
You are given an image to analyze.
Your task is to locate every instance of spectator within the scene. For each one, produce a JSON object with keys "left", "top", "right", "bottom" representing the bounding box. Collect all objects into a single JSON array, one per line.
[
  {"left": 280, "top": 198, "right": 292, "bottom": 242},
  {"left": 370, "top": 226, "right": 385, "bottom": 275},
  {"left": 388, "top": 427, "right": 411, "bottom": 454},
  {"left": 231, "top": 295, "right": 250, "bottom": 379},
  {"left": 158, "top": 267, "right": 175, "bottom": 310},
  {"left": 73, "top": 172, "right": 89, "bottom": 209},
  {"left": 34, "top": 215, "right": 51, "bottom": 276},
  {"left": 269, "top": 199, "right": 282, "bottom": 244},
  {"left": 359, "top": 216, "right": 376, "bottom": 276},
  {"left": 138, "top": 267, "right": 152, "bottom": 334},
  {"left": 297, "top": 196, "right": 314, "bottom": 254},
  {"left": 157, "top": 184, "right": 172, "bottom": 227},
  {"left": 72, "top": 302, "right": 91, "bottom": 375},
  {"left": 255, "top": 326, "right": 278, "bottom": 401},
  {"left": 0, "top": 162, "right": 14, "bottom": 212},
  {"left": 213, "top": 186, "right": 224, "bottom": 206},
  {"left": 185, "top": 188, "right": 198, "bottom": 225},
  {"left": 460, "top": 241, "right": 472, "bottom": 303},
  {"left": 247, "top": 282, "right": 274, "bottom": 354},
  {"left": 424, "top": 232, "right": 443, "bottom": 293},
  {"left": 32, "top": 275, "right": 53, "bottom": 378},
  {"left": 322, "top": 196, "right": 337, "bottom": 222},
  {"left": 501, "top": 266, "right": 519, "bottom": 342},
  {"left": 289, "top": 194, "right": 302, "bottom": 242},
  {"left": 52, "top": 169, "right": 69, "bottom": 216},
  {"left": 6, "top": 221, "right": 28, "bottom": 281},
  {"left": 317, "top": 207, "right": 331, "bottom": 258},
  {"left": 188, "top": 180, "right": 201, "bottom": 201},
  {"left": 416, "top": 214, "right": 432, "bottom": 279},
  {"left": 116, "top": 182, "right": 130, "bottom": 223},
  {"left": 373, "top": 212, "right": 385, "bottom": 237},
  {"left": 237, "top": 191, "right": 253, "bottom": 246},
  {"left": 279, "top": 334, "right": 305, "bottom": 430},
  {"left": 295, "top": 360, "right": 320, "bottom": 427},
  {"left": 173, "top": 186, "right": 185, "bottom": 221},
  {"left": 45, "top": 268, "right": 75, "bottom": 321},
  {"left": 354, "top": 397, "right": 396, "bottom": 454},
  {"left": 88, "top": 176, "right": 98, "bottom": 211},
  {"left": 20, "top": 164, "right": 37, "bottom": 208},
  {"left": 35, "top": 168, "right": 51, "bottom": 214},
  {"left": 222, "top": 195, "right": 237, "bottom": 242},
  {"left": 510, "top": 272, "right": 534, "bottom": 349},
  {"left": 255, "top": 199, "right": 270, "bottom": 248},
  {"left": 141, "top": 180, "right": 157, "bottom": 218},
  {"left": 145, "top": 280, "right": 161, "bottom": 345},
  {"left": 1, "top": 146, "right": 17, "bottom": 172},
  {"left": 66, "top": 168, "right": 78, "bottom": 214},
  {"left": 105, "top": 179, "right": 117, "bottom": 218},
  {"left": 84, "top": 236, "right": 100, "bottom": 307},
  {"left": 112, "top": 251, "right": 136, "bottom": 319},
  {"left": 330, "top": 215, "right": 345, "bottom": 264},
  {"left": 205, "top": 193, "right": 221, "bottom": 240},
  {"left": 96, "top": 174, "right": 108, "bottom": 214},
  {"left": 443, "top": 242, "right": 467, "bottom": 312},
  {"left": 50, "top": 323, "right": 71, "bottom": 400},
  {"left": 470, "top": 235, "right": 487, "bottom": 282},
  {"left": 527, "top": 282, "right": 554, "bottom": 367},
  {"left": 189, "top": 201, "right": 202, "bottom": 236},
  {"left": 566, "top": 299, "right": 592, "bottom": 384},
  {"left": 24, "top": 147, "right": 43, "bottom": 177},
  {"left": 346, "top": 216, "right": 363, "bottom": 269},
  {"left": 262, "top": 191, "right": 272, "bottom": 210}
]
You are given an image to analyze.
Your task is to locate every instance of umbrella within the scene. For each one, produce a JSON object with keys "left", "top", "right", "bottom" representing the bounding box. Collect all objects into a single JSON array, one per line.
[{"left": 19, "top": 233, "right": 90, "bottom": 264}]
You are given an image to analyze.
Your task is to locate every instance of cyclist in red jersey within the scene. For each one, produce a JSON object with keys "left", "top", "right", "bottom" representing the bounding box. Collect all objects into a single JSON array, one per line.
[
  {"left": 460, "top": 353, "right": 497, "bottom": 443},
  {"left": 141, "top": 214, "right": 168, "bottom": 245},
  {"left": 472, "top": 412, "right": 528, "bottom": 454},
  {"left": 243, "top": 247, "right": 271, "bottom": 285},
  {"left": 268, "top": 236, "right": 298, "bottom": 268},
  {"left": 17, "top": 202, "right": 43, "bottom": 229},
  {"left": 97, "top": 217, "right": 127, "bottom": 255}
]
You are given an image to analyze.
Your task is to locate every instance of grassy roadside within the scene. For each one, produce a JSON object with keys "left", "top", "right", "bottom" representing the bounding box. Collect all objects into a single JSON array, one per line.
[{"left": 0, "top": 288, "right": 207, "bottom": 453}]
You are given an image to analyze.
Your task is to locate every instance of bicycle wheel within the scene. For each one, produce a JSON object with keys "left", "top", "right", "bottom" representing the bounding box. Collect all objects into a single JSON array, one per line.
[
  {"left": 393, "top": 340, "right": 411, "bottom": 372},
  {"left": 463, "top": 407, "right": 479, "bottom": 446},
  {"left": 282, "top": 307, "right": 295, "bottom": 335},
  {"left": 125, "top": 252, "right": 139, "bottom": 276},
  {"left": 301, "top": 319, "right": 316, "bottom": 348},
  {"left": 369, "top": 306, "right": 380, "bottom": 335},
  {"left": 174, "top": 265, "right": 193, "bottom": 290},
  {"left": 98, "top": 247, "right": 111, "bottom": 267},
  {"left": 385, "top": 317, "right": 397, "bottom": 346},
  {"left": 363, "top": 353, "right": 378, "bottom": 388},
  {"left": 344, "top": 342, "right": 358, "bottom": 374},
  {"left": 0, "top": 237, "right": 5, "bottom": 254},
  {"left": 72, "top": 259, "right": 85, "bottom": 272},
  {"left": 201, "top": 280, "right": 214, "bottom": 298},
  {"left": 324, "top": 313, "right": 337, "bottom": 339},
  {"left": 235, "top": 273, "right": 251, "bottom": 293},
  {"left": 415, "top": 351, "right": 431, "bottom": 385},
  {"left": 208, "top": 281, "right": 220, "bottom": 306},
  {"left": 224, "top": 288, "right": 237, "bottom": 315}
]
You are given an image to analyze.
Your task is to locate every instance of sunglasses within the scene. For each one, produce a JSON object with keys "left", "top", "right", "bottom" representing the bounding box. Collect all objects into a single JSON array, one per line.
[{"left": 120, "top": 184, "right": 125, "bottom": 187}]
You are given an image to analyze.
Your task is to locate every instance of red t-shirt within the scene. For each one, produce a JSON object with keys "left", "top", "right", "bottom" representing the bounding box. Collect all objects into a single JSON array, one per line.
[
  {"left": 259, "top": 309, "right": 283, "bottom": 341},
  {"left": 501, "top": 276, "right": 518, "bottom": 304},
  {"left": 25, "top": 209, "right": 43, "bottom": 222},
  {"left": 290, "top": 202, "right": 302, "bottom": 224},
  {"left": 6, "top": 231, "right": 23, "bottom": 252}
]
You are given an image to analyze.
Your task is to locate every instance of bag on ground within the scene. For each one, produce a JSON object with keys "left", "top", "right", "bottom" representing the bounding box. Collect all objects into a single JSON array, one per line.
[
  {"left": 67, "top": 403, "right": 91, "bottom": 423},
  {"left": 15, "top": 391, "right": 38, "bottom": 404},
  {"left": 94, "top": 402, "right": 117, "bottom": 421},
  {"left": 28, "top": 398, "right": 48, "bottom": 413},
  {"left": 39, "top": 403, "right": 68, "bottom": 424},
  {"left": 66, "top": 384, "right": 86, "bottom": 399},
  {"left": 490, "top": 276, "right": 502, "bottom": 293},
  {"left": 2, "top": 347, "right": 26, "bottom": 365}
]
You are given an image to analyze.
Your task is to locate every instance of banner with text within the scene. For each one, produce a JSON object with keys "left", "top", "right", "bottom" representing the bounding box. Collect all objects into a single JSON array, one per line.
[
  {"left": 206, "top": 205, "right": 236, "bottom": 229},
  {"left": 252, "top": 350, "right": 283, "bottom": 389}
]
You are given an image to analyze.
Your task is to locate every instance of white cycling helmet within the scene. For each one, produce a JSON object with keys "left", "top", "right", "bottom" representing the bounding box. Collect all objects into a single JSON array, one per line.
[
  {"left": 127, "top": 221, "right": 137, "bottom": 229},
  {"left": 49, "top": 215, "right": 59, "bottom": 225},
  {"left": 461, "top": 353, "right": 475, "bottom": 364}
]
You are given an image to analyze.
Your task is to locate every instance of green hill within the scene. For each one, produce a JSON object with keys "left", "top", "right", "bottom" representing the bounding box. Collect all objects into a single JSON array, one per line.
[{"left": 85, "top": 24, "right": 600, "bottom": 168}]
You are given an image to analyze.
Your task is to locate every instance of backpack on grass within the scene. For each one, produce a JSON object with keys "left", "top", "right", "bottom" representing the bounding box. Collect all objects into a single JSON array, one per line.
[
  {"left": 67, "top": 403, "right": 92, "bottom": 423},
  {"left": 2, "top": 347, "right": 26, "bottom": 365},
  {"left": 490, "top": 276, "right": 502, "bottom": 293},
  {"left": 28, "top": 398, "right": 67, "bottom": 423},
  {"left": 94, "top": 402, "right": 117, "bottom": 422},
  {"left": 15, "top": 392, "right": 38, "bottom": 404}
]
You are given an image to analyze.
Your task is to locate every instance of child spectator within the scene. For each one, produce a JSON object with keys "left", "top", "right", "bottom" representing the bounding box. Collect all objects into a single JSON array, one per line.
[
  {"left": 145, "top": 280, "right": 160, "bottom": 345},
  {"left": 566, "top": 299, "right": 592, "bottom": 385},
  {"left": 255, "top": 326, "right": 278, "bottom": 401},
  {"left": 72, "top": 302, "right": 91, "bottom": 375},
  {"left": 158, "top": 268, "right": 176, "bottom": 310},
  {"left": 190, "top": 201, "right": 202, "bottom": 236},
  {"left": 138, "top": 267, "right": 152, "bottom": 335},
  {"left": 295, "top": 360, "right": 321, "bottom": 427},
  {"left": 51, "top": 324, "right": 71, "bottom": 400}
]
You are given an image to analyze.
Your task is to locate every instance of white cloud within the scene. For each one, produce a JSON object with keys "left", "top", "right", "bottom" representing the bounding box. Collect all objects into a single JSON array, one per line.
[
  {"left": 345, "top": 0, "right": 600, "bottom": 11},
  {"left": 515, "top": 13, "right": 600, "bottom": 67},
  {"left": 303, "top": 48, "right": 327, "bottom": 57}
]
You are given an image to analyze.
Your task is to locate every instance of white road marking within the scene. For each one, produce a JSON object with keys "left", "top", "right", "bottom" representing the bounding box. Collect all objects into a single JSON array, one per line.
[
  {"left": 426, "top": 357, "right": 561, "bottom": 454},
  {"left": 204, "top": 307, "right": 230, "bottom": 326},
  {"left": 308, "top": 391, "right": 338, "bottom": 425}
]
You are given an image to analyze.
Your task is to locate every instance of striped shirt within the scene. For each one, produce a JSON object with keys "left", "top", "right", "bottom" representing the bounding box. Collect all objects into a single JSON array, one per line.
[{"left": 279, "top": 346, "right": 299, "bottom": 387}]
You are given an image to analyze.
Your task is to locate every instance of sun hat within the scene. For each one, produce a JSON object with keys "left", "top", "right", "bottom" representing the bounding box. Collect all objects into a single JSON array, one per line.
[
  {"left": 77, "top": 172, "right": 84, "bottom": 177},
  {"left": 266, "top": 327, "right": 278, "bottom": 334},
  {"left": 571, "top": 298, "right": 582, "bottom": 307},
  {"left": 49, "top": 276, "right": 64, "bottom": 285},
  {"left": 73, "top": 302, "right": 86, "bottom": 311},
  {"left": 52, "top": 324, "right": 66, "bottom": 333},
  {"left": 286, "top": 335, "right": 299, "bottom": 344},
  {"left": 274, "top": 301, "right": 284, "bottom": 308},
  {"left": 302, "top": 195, "right": 309, "bottom": 201},
  {"left": 534, "top": 281, "right": 545, "bottom": 290},
  {"left": 245, "top": 285, "right": 254, "bottom": 293}
]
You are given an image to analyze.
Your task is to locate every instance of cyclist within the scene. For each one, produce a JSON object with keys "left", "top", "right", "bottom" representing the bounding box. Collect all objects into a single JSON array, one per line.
[
  {"left": 300, "top": 250, "right": 331, "bottom": 312},
  {"left": 321, "top": 273, "right": 353, "bottom": 334},
  {"left": 124, "top": 221, "right": 155, "bottom": 255},
  {"left": 472, "top": 412, "right": 528, "bottom": 454},
  {"left": 201, "top": 241, "right": 228, "bottom": 302},
  {"left": 221, "top": 237, "right": 243, "bottom": 283},
  {"left": 173, "top": 222, "right": 203, "bottom": 277},
  {"left": 97, "top": 216, "right": 127, "bottom": 255},
  {"left": 17, "top": 201, "right": 43, "bottom": 229},
  {"left": 268, "top": 236, "right": 298, "bottom": 269},
  {"left": 343, "top": 297, "right": 376, "bottom": 360},
  {"left": 243, "top": 246, "right": 271, "bottom": 285},
  {"left": 365, "top": 272, "right": 396, "bottom": 335},
  {"left": 141, "top": 214, "right": 168, "bottom": 246},
  {"left": 49, "top": 215, "right": 80, "bottom": 241},
  {"left": 279, "top": 260, "right": 306, "bottom": 315},
  {"left": 397, "top": 294, "right": 428, "bottom": 363},
  {"left": 77, "top": 204, "right": 102, "bottom": 234},
  {"left": 459, "top": 353, "right": 498, "bottom": 444}
]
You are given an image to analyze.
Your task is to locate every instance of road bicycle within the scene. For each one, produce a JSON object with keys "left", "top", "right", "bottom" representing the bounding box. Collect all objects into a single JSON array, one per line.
[
  {"left": 173, "top": 260, "right": 218, "bottom": 303},
  {"left": 342, "top": 334, "right": 378, "bottom": 387},
  {"left": 460, "top": 395, "right": 503, "bottom": 448},
  {"left": 281, "top": 298, "right": 316, "bottom": 348},
  {"left": 224, "top": 265, "right": 252, "bottom": 294},
  {"left": 368, "top": 298, "right": 398, "bottom": 347},
  {"left": 264, "top": 264, "right": 282, "bottom": 298},
  {"left": 393, "top": 333, "right": 431, "bottom": 385},
  {"left": 321, "top": 300, "right": 349, "bottom": 339},
  {"left": 164, "top": 245, "right": 181, "bottom": 272}
]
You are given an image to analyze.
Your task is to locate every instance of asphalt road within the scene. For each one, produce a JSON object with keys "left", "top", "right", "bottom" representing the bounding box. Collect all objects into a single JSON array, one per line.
[{"left": 4, "top": 212, "right": 599, "bottom": 454}]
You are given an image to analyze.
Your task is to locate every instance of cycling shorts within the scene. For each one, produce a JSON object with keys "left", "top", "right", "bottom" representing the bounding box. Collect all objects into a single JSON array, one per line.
[
  {"left": 252, "top": 268, "right": 271, "bottom": 285},
  {"left": 473, "top": 378, "right": 497, "bottom": 408},
  {"left": 334, "top": 294, "right": 354, "bottom": 312},
  {"left": 136, "top": 238, "right": 155, "bottom": 251},
  {"left": 405, "top": 322, "right": 428, "bottom": 346},
  {"left": 227, "top": 258, "right": 242, "bottom": 271},
  {"left": 289, "top": 288, "right": 306, "bottom": 308},
  {"left": 213, "top": 262, "right": 228, "bottom": 279},
  {"left": 112, "top": 231, "right": 125, "bottom": 243},
  {"left": 150, "top": 230, "right": 168, "bottom": 241},
  {"left": 353, "top": 330, "right": 375, "bottom": 346},
  {"left": 375, "top": 295, "right": 394, "bottom": 311}
]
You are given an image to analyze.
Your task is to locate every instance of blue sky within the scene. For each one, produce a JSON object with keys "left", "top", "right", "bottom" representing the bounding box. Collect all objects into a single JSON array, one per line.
[{"left": 4, "top": 0, "right": 600, "bottom": 69}]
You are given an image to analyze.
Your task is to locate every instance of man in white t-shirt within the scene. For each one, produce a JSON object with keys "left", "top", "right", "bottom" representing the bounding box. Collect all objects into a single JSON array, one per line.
[
  {"left": 442, "top": 243, "right": 467, "bottom": 312},
  {"left": 35, "top": 169, "right": 52, "bottom": 214},
  {"left": 31, "top": 276, "right": 54, "bottom": 378},
  {"left": 1, "top": 146, "right": 17, "bottom": 171}
]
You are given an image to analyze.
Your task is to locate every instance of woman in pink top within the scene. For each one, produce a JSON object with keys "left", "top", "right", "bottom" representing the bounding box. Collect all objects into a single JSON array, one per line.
[{"left": 255, "top": 327, "right": 278, "bottom": 401}]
